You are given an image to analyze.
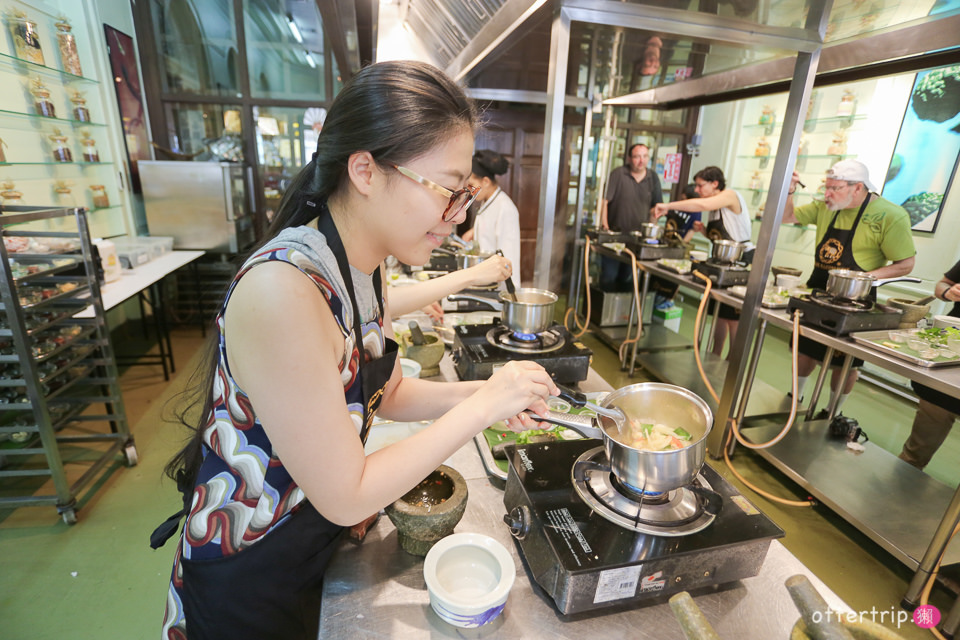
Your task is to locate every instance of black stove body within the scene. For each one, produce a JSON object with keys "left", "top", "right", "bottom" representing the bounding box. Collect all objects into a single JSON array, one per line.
[
  {"left": 452, "top": 322, "right": 592, "bottom": 385},
  {"left": 586, "top": 229, "right": 632, "bottom": 245},
  {"left": 626, "top": 238, "right": 686, "bottom": 261},
  {"left": 692, "top": 260, "right": 751, "bottom": 288},
  {"left": 788, "top": 291, "right": 902, "bottom": 335},
  {"left": 502, "top": 440, "right": 783, "bottom": 615}
]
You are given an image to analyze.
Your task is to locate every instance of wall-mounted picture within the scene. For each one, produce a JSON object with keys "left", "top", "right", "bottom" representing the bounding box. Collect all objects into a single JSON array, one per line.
[{"left": 881, "top": 64, "right": 960, "bottom": 233}]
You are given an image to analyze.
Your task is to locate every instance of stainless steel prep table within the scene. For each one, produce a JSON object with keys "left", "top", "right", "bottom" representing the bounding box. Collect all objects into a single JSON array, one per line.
[
  {"left": 318, "top": 365, "right": 851, "bottom": 638},
  {"left": 730, "top": 307, "right": 960, "bottom": 601},
  {"left": 585, "top": 245, "right": 696, "bottom": 365}
]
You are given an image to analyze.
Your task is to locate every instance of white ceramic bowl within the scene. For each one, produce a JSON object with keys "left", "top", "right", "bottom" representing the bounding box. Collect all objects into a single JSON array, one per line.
[
  {"left": 423, "top": 532, "right": 515, "bottom": 628},
  {"left": 689, "top": 250, "right": 708, "bottom": 262},
  {"left": 933, "top": 315, "right": 960, "bottom": 330},
  {"left": 399, "top": 358, "right": 422, "bottom": 378}
]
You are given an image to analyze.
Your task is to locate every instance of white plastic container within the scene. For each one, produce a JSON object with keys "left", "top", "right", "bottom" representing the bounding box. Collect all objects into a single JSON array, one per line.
[
  {"left": 111, "top": 237, "right": 152, "bottom": 269},
  {"left": 92, "top": 238, "right": 122, "bottom": 283}
]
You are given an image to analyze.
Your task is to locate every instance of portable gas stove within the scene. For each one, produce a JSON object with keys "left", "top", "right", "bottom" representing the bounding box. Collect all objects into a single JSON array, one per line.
[
  {"left": 626, "top": 237, "right": 686, "bottom": 261},
  {"left": 451, "top": 321, "right": 592, "bottom": 384},
  {"left": 692, "top": 259, "right": 751, "bottom": 287},
  {"left": 787, "top": 290, "right": 902, "bottom": 335},
  {"left": 586, "top": 229, "right": 632, "bottom": 245},
  {"left": 502, "top": 440, "right": 783, "bottom": 615}
]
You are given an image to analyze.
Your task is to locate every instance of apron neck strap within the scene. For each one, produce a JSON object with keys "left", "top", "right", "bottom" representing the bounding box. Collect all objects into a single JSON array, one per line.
[{"left": 313, "top": 201, "right": 383, "bottom": 350}]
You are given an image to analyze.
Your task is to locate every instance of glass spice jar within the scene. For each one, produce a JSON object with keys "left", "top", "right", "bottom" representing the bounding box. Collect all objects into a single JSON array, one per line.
[
  {"left": 8, "top": 12, "right": 45, "bottom": 65},
  {"left": 70, "top": 91, "right": 90, "bottom": 122},
  {"left": 0, "top": 137, "right": 7, "bottom": 164},
  {"left": 79, "top": 131, "right": 99, "bottom": 162},
  {"left": 55, "top": 19, "right": 83, "bottom": 77},
  {"left": 53, "top": 181, "right": 74, "bottom": 206},
  {"left": 49, "top": 129, "right": 73, "bottom": 162},
  {"left": 89, "top": 185, "right": 109, "bottom": 208},
  {"left": 1, "top": 181, "right": 23, "bottom": 204},
  {"left": 30, "top": 77, "right": 56, "bottom": 118}
]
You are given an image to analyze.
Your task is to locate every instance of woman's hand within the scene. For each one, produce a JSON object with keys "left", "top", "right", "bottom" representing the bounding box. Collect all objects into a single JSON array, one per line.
[
  {"left": 466, "top": 255, "right": 512, "bottom": 287},
  {"left": 653, "top": 202, "right": 669, "bottom": 219},
  {"left": 421, "top": 301, "right": 443, "bottom": 322},
  {"left": 465, "top": 361, "right": 559, "bottom": 431},
  {"left": 692, "top": 220, "right": 705, "bottom": 233}
]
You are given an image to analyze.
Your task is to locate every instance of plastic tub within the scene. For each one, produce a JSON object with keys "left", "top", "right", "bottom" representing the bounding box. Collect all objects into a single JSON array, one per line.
[{"left": 137, "top": 236, "right": 174, "bottom": 259}]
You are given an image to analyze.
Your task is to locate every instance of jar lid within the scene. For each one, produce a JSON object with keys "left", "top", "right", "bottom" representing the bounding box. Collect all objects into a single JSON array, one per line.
[
  {"left": 55, "top": 20, "right": 72, "bottom": 32},
  {"left": 90, "top": 184, "right": 105, "bottom": 190},
  {"left": 82, "top": 138, "right": 96, "bottom": 146}
]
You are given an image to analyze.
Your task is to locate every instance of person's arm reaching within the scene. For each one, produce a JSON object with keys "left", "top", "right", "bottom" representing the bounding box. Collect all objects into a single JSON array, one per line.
[{"left": 387, "top": 255, "right": 512, "bottom": 318}]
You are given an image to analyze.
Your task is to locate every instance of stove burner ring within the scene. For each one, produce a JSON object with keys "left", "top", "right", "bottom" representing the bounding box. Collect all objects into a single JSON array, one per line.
[
  {"left": 809, "top": 290, "right": 873, "bottom": 312},
  {"left": 486, "top": 326, "right": 566, "bottom": 354},
  {"left": 593, "top": 473, "right": 704, "bottom": 528},
  {"left": 571, "top": 448, "right": 716, "bottom": 535},
  {"left": 611, "top": 475, "right": 668, "bottom": 504}
]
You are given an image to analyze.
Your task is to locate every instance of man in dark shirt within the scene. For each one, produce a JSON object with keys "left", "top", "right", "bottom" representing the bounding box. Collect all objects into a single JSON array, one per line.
[
  {"left": 599, "top": 143, "right": 663, "bottom": 288},
  {"left": 899, "top": 259, "right": 960, "bottom": 470}
]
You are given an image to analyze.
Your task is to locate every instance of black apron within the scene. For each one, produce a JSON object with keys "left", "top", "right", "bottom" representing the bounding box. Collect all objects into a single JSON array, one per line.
[
  {"left": 806, "top": 195, "right": 871, "bottom": 290},
  {"left": 797, "top": 195, "right": 872, "bottom": 365},
  {"left": 151, "top": 201, "right": 398, "bottom": 640}
]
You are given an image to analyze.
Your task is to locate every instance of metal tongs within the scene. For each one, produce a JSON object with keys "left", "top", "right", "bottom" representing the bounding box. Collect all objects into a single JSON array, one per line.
[{"left": 554, "top": 385, "right": 628, "bottom": 434}]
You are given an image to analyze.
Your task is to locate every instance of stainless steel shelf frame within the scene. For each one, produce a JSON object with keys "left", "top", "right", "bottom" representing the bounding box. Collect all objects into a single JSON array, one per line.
[{"left": 0, "top": 205, "right": 133, "bottom": 525}]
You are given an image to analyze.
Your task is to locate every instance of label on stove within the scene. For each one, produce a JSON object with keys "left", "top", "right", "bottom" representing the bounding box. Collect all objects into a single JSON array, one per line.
[
  {"left": 545, "top": 508, "right": 592, "bottom": 565},
  {"left": 594, "top": 566, "right": 642, "bottom": 603},
  {"left": 729, "top": 494, "right": 760, "bottom": 516}
]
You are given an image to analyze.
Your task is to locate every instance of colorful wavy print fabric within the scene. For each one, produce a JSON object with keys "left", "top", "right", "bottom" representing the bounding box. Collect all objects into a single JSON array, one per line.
[{"left": 162, "top": 243, "right": 384, "bottom": 638}]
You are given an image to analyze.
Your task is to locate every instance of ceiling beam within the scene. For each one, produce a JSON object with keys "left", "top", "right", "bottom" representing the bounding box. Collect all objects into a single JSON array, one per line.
[
  {"left": 604, "top": 12, "right": 960, "bottom": 109},
  {"left": 561, "top": 0, "right": 821, "bottom": 53}
]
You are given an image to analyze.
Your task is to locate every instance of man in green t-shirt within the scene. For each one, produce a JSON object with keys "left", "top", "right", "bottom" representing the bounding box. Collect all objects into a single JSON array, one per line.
[{"left": 783, "top": 160, "right": 916, "bottom": 417}]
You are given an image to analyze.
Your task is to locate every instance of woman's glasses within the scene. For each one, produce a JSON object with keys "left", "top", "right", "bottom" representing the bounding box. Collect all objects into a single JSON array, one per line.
[{"left": 392, "top": 164, "right": 480, "bottom": 222}]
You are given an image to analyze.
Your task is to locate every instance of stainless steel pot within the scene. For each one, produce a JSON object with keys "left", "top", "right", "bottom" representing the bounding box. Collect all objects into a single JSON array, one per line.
[
  {"left": 825, "top": 269, "right": 921, "bottom": 301},
  {"left": 534, "top": 383, "right": 713, "bottom": 493},
  {"left": 447, "top": 287, "right": 558, "bottom": 334},
  {"left": 456, "top": 252, "right": 492, "bottom": 270},
  {"left": 710, "top": 239, "right": 745, "bottom": 263},
  {"left": 633, "top": 222, "right": 664, "bottom": 241},
  {"left": 499, "top": 288, "right": 557, "bottom": 334}
]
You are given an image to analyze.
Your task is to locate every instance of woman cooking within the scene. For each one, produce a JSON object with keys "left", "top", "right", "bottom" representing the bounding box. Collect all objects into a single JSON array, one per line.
[
  {"left": 461, "top": 149, "right": 521, "bottom": 288},
  {"left": 152, "top": 61, "right": 557, "bottom": 640},
  {"left": 653, "top": 166, "right": 753, "bottom": 358}
]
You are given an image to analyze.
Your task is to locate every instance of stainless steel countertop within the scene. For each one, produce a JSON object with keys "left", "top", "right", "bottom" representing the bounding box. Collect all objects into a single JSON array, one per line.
[
  {"left": 320, "top": 353, "right": 850, "bottom": 638},
  {"left": 320, "top": 455, "right": 850, "bottom": 639}
]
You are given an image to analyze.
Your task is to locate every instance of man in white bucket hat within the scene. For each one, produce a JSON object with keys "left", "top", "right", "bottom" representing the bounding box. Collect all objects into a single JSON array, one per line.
[{"left": 783, "top": 159, "right": 916, "bottom": 418}]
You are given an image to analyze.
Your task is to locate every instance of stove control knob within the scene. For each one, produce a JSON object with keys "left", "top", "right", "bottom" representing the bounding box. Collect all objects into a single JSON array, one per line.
[{"left": 503, "top": 506, "right": 530, "bottom": 540}]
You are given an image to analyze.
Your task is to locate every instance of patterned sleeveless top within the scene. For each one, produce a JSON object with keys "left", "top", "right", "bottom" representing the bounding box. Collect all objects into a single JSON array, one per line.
[{"left": 162, "top": 226, "right": 385, "bottom": 638}]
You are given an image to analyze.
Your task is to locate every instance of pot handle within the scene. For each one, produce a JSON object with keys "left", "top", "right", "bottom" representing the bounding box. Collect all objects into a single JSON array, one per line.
[
  {"left": 446, "top": 294, "right": 502, "bottom": 311},
  {"left": 687, "top": 485, "right": 723, "bottom": 516},
  {"left": 526, "top": 410, "right": 604, "bottom": 440},
  {"left": 872, "top": 276, "right": 921, "bottom": 288}
]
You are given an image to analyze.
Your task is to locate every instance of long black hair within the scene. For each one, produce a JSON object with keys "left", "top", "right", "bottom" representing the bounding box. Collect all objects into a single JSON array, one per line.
[{"left": 164, "top": 61, "right": 478, "bottom": 485}]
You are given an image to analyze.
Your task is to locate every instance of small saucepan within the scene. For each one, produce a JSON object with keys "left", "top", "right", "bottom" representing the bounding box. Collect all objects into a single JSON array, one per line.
[
  {"left": 531, "top": 383, "right": 714, "bottom": 495},
  {"left": 447, "top": 288, "right": 558, "bottom": 334},
  {"left": 825, "top": 269, "right": 921, "bottom": 301},
  {"left": 631, "top": 222, "right": 664, "bottom": 243},
  {"left": 710, "top": 239, "right": 745, "bottom": 263}
]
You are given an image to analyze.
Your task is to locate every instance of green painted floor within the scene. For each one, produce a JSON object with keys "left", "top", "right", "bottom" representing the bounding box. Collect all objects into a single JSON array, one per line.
[{"left": 1, "top": 306, "right": 958, "bottom": 639}]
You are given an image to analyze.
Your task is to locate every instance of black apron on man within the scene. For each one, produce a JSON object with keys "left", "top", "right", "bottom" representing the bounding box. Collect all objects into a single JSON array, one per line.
[
  {"left": 797, "top": 195, "right": 872, "bottom": 366},
  {"left": 151, "top": 201, "right": 398, "bottom": 640}
]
